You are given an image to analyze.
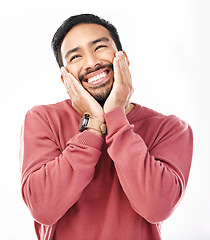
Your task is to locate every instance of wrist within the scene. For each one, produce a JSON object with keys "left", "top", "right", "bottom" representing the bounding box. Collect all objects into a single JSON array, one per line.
[
  {"left": 79, "top": 114, "right": 107, "bottom": 135},
  {"left": 87, "top": 128, "right": 103, "bottom": 137}
]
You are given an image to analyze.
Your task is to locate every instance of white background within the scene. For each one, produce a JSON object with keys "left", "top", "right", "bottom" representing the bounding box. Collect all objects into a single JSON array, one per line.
[{"left": 0, "top": 0, "right": 209, "bottom": 239}]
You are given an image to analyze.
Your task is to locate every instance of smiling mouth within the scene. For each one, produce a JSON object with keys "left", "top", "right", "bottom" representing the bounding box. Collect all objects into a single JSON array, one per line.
[
  {"left": 82, "top": 67, "right": 111, "bottom": 85},
  {"left": 87, "top": 70, "right": 109, "bottom": 83}
]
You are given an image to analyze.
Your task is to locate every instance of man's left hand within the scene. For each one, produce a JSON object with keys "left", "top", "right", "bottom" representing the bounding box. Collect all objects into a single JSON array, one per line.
[{"left": 103, "top": 51, "right": 134, "bottom": 114}]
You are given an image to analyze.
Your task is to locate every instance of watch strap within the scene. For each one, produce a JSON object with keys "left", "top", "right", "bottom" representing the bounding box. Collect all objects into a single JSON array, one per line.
[
  {"left": 88, "top": 118, "right": 107, "bottom": 135},
  {"left": 79, "top": 114, "right": 106, "bottom": 135}
]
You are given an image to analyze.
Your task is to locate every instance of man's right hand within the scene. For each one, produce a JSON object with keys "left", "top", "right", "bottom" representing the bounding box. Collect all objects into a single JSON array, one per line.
[{"left": 61, "top": 67, "right": 105, "bottom": 123}]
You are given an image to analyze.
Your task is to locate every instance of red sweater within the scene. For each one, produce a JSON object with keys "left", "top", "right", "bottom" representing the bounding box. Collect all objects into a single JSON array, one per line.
[{"left": 20, "top": 100, "right": 193, "bottom": 240}]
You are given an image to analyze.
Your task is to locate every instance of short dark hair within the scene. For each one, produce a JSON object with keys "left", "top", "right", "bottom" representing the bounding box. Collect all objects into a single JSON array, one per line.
[{"left": 51, "top": 14, "right": 123, "bottom": 68}]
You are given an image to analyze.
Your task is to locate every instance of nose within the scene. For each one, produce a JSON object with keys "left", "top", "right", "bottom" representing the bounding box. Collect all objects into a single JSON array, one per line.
[{"left": 83, "top": 53, "right": 101, "bottom": 71}]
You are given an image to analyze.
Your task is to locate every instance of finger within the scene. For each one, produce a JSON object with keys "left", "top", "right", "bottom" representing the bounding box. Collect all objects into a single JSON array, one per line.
[
  {"left": 61, "top": 67, "right": 80, "bottom": 96},
  {"left": 113, "top": 54, "right": 122, "bottom": 84},
  {"left": 119, "top": 52, "right": 130, "bottom": 75},
  {"left": 116, "top": 52, "right": 132, "bottom": 85}
]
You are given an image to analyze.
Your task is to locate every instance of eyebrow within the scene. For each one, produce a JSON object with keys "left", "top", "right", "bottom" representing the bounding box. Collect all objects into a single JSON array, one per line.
[
  {"left": 91, "top": 37, "right": 110, "bottom": 45},
  {"left": 64, "top": 37, "right": 110, "bottom": 60},
  {"left": 64, "top": 47, "right": 81, "bottom": 60}
]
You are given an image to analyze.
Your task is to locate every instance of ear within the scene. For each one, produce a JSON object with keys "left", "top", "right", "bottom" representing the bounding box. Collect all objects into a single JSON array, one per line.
[
  {"left": 122, "top": 50, "right": 130, "bottom": 67},
  {"left": 61, "top": 74, "right": 64, "bottom": 84}
]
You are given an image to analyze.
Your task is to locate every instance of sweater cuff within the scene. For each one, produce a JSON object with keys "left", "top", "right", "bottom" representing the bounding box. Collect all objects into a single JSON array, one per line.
[
  {"left": 104, "top": 107, "right": 130, "bottom": 134},
  {"left": 68, "top": 130, "right": 104, "bottom": 150}
]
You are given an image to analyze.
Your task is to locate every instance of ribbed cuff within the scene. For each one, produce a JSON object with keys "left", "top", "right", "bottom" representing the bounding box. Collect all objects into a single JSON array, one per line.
[
  {"left": 104, "top": 108, "right": 130, "bottom": 134},
  {"left": 68, "top": 130, "right": 104, "bottom": 150}
]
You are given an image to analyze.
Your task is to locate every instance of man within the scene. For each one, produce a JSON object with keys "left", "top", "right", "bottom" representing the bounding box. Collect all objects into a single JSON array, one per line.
[{"left": 20, "top": 14, "right": 193, "bottom": 240}]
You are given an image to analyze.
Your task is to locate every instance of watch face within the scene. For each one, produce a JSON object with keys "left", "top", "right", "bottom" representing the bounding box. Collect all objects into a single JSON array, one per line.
[{"left": 79, "top": 114, "right": 89, "bottom": 132}]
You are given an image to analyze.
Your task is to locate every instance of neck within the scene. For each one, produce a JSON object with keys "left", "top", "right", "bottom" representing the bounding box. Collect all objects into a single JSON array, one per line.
[{"left": 125, "top": 103, "right": 135, "bottom": 115}]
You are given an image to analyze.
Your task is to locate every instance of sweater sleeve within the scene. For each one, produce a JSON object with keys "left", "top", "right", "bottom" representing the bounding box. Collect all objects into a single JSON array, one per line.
[
  {"left": 20, "top": 107, "right": 103, "bottom": 226},
  {"left": 105, "top": 108, "right": 193, "bottom": 224}
]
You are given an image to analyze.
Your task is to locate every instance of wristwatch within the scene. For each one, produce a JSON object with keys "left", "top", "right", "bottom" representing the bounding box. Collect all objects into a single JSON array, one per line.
[{"left": 79, "top": 114, "right": 107, "bottom": 135}]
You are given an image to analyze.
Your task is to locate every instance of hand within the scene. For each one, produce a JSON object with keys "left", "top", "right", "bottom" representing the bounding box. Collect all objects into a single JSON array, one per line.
[
  {"left": 103, "top": 51, "right": 134, "bottom": 114},
  {"left": 61, "top": 67, "right": 105, "bottom": 122}
]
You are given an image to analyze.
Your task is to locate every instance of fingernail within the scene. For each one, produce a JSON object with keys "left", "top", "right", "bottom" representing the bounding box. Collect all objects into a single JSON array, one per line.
[
  {"left": 114, "top": 56, "right": 119, "bottom": 62},
  {"left": 115, "top": 52, "right": 121, "bottom": 61},
  {"left": 61, "top": 67, "right": 67, "bottom": 75},
  {"left": 119, "top": 51, "right": 123, "bottom": 56}
]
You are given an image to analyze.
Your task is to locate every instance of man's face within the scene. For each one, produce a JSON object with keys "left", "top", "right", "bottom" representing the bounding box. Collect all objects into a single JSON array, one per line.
[{"left": 61, "top": 23, "right": 118, "bottom": 104}]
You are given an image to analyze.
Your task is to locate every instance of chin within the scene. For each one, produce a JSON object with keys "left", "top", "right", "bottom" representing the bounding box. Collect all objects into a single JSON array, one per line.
[
  {"left": 89, "top": 86, "right": 113, "bottom": 107},
  {"left": 83, "top": 79, "right": 113, "bottom": 106}
]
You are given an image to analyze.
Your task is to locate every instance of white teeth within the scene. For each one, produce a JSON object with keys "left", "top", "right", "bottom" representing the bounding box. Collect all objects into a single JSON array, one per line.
[{"left": 87, "top": 71, "right": 107, "bottom": 83}]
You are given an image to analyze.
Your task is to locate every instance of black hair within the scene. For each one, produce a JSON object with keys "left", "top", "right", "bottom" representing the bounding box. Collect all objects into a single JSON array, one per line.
[{"left": 51, "top": 14, "right": 122, "bottom": 68}]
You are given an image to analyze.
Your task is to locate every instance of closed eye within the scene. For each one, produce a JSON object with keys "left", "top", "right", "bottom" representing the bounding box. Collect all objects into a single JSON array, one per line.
[
  {"left": 70, "top": 55, "right": 81, "bottom": 62},
  {"left": 95, "top": 45, "right": 107, "bottom": 51}
]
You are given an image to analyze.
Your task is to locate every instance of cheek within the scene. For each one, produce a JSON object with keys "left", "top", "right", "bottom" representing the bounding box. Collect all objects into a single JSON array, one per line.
[
  {"left": 97, "top": 49, "right": 116, "bottom": 62},
  {"left": 66, "top": 64, "right": 81, "bottom": 80}
]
